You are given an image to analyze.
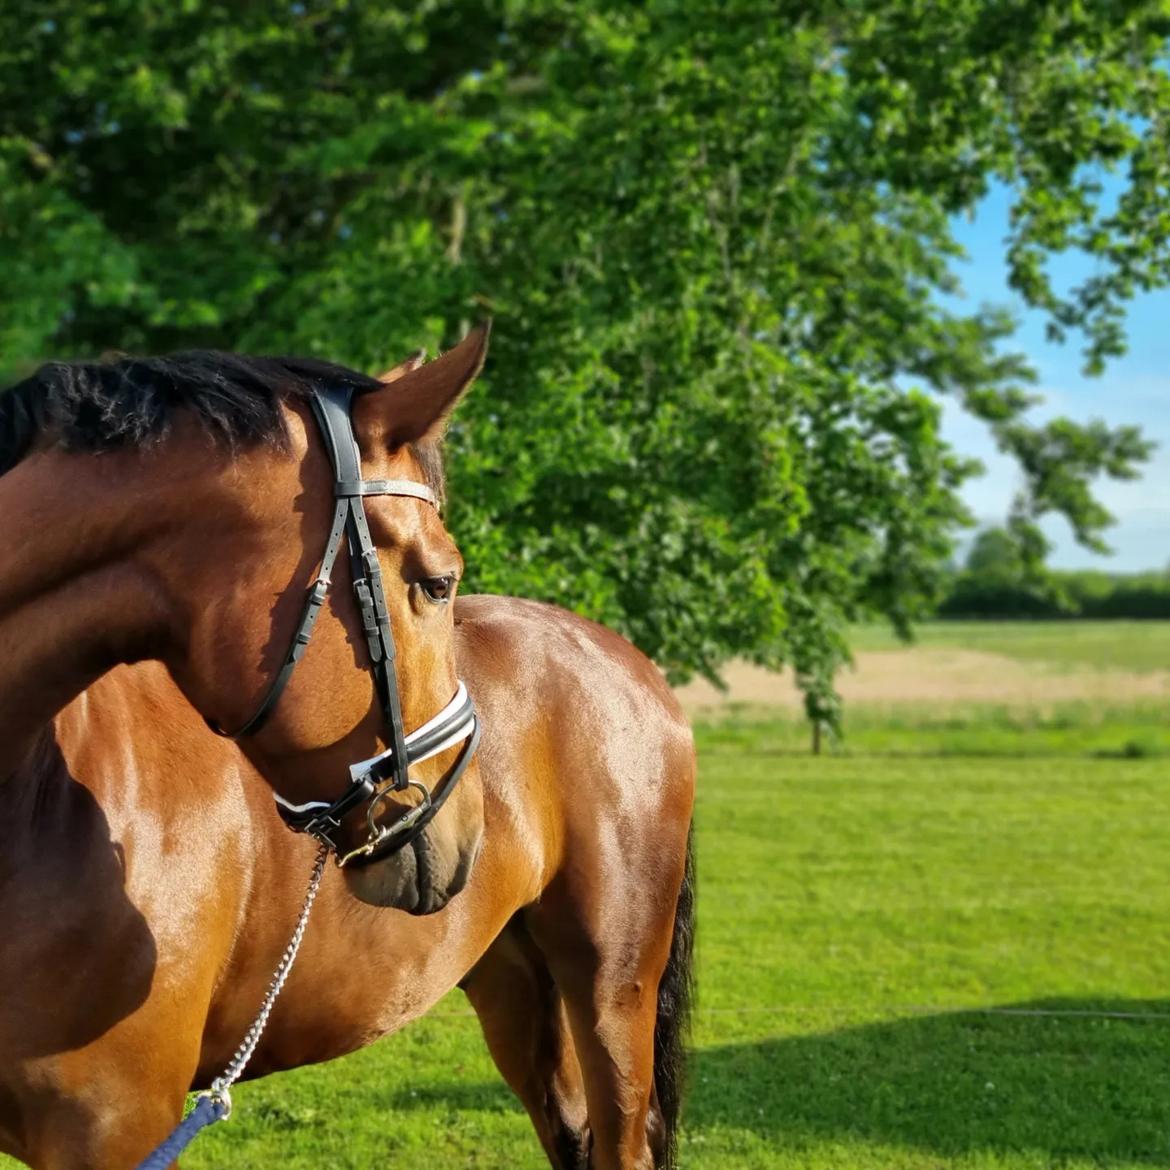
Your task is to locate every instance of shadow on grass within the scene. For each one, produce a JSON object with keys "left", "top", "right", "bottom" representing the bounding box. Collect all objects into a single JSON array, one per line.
[{"left": 389, "top": 999, "right": 1170, "bottom": 1163}]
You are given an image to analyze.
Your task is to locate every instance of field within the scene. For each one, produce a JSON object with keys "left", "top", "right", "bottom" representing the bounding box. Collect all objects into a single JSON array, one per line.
[
  {"left": 847, "top": 618, "right": 1170, "bottom": 669},
  {"left": 176, "top": 622, "right": 1170, "bottom": 1168},
  {"left": 676, "top": 620, "right": 1170, "bottom": 713},
  {"left": 12, "top": 621, "right": 1170, "bottom": 1168}
]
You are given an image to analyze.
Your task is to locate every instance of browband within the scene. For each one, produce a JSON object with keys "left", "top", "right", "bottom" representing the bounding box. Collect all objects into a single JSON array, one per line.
[{"left": 335, "top": 479, "right": 438, "bottom": 505}]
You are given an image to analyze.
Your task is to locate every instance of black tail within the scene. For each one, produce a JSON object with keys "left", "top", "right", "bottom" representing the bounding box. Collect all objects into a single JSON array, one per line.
[{"left": 653, "top": 825, "right": 695, "bottom": 1170}]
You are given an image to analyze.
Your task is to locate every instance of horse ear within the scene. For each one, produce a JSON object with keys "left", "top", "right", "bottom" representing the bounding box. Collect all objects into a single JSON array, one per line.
[
  {"left": 357, "top": 323, "right": 490, "bottom": 450},
  {"left": 376, "top": 349, "right": 426, "bottom": 385}
]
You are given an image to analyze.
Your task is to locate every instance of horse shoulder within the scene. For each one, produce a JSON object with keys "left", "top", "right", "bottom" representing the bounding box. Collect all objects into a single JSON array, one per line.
[{"left": 454, "top": 594, "right": 695, "bottom": 868}]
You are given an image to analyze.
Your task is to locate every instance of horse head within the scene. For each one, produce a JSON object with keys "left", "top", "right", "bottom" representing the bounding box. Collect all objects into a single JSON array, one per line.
[{"left": 155, "top": 328, "right": 489, "bottom": 912}]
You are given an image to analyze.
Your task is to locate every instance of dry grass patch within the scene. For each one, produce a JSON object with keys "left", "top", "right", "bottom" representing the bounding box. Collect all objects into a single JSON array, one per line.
[{"left": 675, "top": 649, "right": 1170, "bottom": 716}]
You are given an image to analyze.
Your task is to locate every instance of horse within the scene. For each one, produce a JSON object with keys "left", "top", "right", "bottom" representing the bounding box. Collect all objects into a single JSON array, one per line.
[{"left": 0, "top": 326, "right": 696, "bottom": 1170}]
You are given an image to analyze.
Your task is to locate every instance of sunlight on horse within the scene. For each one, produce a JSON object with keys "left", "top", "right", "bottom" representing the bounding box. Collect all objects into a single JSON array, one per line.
[{"left": 0, "top": 330, "right": 695, "bottom": 1170}]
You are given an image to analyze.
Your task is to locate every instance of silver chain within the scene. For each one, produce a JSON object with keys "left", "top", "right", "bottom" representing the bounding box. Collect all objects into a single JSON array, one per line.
[{"left": 203, "top": 842, "right": 329, "bottom": 1118}]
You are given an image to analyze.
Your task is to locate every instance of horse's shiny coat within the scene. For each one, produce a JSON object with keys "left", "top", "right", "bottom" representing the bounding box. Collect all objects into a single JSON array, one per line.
[{"left": 0, "top": 333, "right": 695, "bottom": 1170}]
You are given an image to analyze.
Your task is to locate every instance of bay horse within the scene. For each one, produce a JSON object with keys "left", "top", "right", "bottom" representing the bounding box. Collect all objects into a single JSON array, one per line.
[{"left": 0, "top": 326, "right": 696, "bottom": 1170}]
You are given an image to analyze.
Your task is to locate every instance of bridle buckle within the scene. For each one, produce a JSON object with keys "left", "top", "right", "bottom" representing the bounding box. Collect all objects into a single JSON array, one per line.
[{"left": 303, "top": 811, "right": 343, "bottom": 848}]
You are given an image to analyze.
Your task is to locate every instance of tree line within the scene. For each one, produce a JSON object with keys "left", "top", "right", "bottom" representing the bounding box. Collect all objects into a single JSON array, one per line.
[{"left": 938, "top": 527, "right": 1170, "bottom": 619}]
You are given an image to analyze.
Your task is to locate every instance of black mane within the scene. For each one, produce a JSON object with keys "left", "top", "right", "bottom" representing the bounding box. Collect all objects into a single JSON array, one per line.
[{"left": 0, "top": 350, "right": 384, "bottom": 478}]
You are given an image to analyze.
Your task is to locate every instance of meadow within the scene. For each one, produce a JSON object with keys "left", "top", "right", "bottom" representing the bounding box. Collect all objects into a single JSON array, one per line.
[
  {"left": 6, "top": 621, "right": 1168, "bottom": 1169},
  {"left": 848, "top": 618, "right": 1170, "bottom": 673},
  {"left": 178, "top": 621, "right": 1170, "bottom": 1168}
]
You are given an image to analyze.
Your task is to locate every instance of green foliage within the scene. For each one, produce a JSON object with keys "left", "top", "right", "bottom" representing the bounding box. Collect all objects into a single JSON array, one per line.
[
  {"left": 942, "top": 569, "right": 1170, "bottom": 619},
  {"left": 942, "top": 524, "right": 1065, "bottom": 615},
  {"left": 1, "top": 2, "right": 1165, "bottom": 719},
  {"left": 965, "top": 528, "right": 1026, "bottom": 579},
  {"left": 941, "top": 527, "right": 1170, "bottom": 618}
]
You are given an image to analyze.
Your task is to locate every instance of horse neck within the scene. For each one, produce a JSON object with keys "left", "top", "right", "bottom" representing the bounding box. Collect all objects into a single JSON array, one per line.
[{"left": 0, "top": 445, "right": 174, "bottom": 774}]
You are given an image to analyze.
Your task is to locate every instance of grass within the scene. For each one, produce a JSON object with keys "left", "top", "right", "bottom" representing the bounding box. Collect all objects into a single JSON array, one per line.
[
  {"left": 850, "top": 618, "right": 1170, "bottom": 673},
  {"left": 9, "top": 624, "right": 1170, "bottom": 1168},
  {"left": 700, "top": 700, "right": 1170, "bottom": 759},
  {"left": 164, "top": 706, "right": 1170, "bottom": 1170}
]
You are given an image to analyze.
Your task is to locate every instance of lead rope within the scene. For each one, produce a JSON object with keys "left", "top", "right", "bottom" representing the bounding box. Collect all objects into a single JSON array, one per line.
[{"left": 135, "top": 843, "right": 329, "bottom": 1170}]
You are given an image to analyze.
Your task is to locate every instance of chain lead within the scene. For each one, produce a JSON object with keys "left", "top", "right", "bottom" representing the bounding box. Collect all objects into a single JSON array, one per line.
[{"left": 202, "top": 843, "right": 329, "bottom": 1117}]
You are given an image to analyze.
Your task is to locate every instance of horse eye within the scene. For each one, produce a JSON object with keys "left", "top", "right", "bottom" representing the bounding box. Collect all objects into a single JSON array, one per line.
[{"left": 420, "top": 576, "right": 454, "bottom": 604}]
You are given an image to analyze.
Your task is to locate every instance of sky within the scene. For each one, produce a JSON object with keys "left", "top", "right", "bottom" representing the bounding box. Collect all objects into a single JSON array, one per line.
[{"left": 945, "top": 183, "right": 1170, "bottom": 572}]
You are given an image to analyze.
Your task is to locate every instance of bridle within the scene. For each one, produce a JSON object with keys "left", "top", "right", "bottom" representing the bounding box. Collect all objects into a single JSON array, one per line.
[{"left": 208, "top": 383, "right": 480, "bottom": 868}]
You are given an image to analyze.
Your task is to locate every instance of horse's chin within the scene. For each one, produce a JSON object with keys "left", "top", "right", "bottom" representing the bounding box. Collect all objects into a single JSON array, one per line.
[{"left": 343, "top": 827, "right": 482, "bottom": 912}]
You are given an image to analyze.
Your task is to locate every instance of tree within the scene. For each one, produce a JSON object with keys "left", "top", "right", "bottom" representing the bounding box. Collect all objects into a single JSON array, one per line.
[
  {"left": 965, "top": 528, "right": 1027, "bottom": 582},
  {"left": 938, "top": 524, "right": 1061, "bottom": 618},
  {"left": 0, "top": 1, "right": 1164, "bottom": 725}
]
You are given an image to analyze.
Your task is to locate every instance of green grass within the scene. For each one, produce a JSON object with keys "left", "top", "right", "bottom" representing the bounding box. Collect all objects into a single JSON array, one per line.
[
  {"left": 7, "top": 684, "right": 1170, "bottom": 1168},
  {"left": 850, "top": 618, "right": 1170, "bottom": 673},
  {"left": 701, "top": 701, "right": 1170, "bottom": 759},
  {"left": 158, "top": 713, "right": 1170, "bottom": 1170}
]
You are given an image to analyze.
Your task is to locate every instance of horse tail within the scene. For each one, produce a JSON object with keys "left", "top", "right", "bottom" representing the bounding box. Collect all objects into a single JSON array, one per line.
[{"left": 653, "top": 823, "right": 696, "bottom": 1170}]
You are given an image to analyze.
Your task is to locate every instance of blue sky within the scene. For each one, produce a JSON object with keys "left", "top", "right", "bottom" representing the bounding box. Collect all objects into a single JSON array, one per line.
[{"left": 945, "top": 184, "right": 1169, "bottom": 572}]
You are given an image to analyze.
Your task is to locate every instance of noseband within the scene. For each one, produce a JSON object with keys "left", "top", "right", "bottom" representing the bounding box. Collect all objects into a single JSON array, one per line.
[{"left": 209, "top": 384, "right": 480, "bottom": 868}]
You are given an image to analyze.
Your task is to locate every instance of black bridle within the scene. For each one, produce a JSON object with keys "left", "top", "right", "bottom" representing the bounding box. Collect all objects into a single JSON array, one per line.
[{"left": 209, "top": 383, "right": 480, "bottom": 868}]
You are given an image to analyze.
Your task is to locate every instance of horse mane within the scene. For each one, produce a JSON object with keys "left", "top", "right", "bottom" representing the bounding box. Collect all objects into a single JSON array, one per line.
[{"left": 0, "top": 351, "right": 447, "bottom": 498}]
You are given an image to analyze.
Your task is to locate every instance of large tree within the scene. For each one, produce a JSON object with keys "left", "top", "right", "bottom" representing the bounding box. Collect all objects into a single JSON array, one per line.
[{"left": 1, "top": 1, "right": 1164, "bottom": 725}]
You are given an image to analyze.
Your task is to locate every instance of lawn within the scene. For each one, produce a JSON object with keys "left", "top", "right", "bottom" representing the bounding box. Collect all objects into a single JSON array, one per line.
[
  {"left": 6, "top": 628, "right": 1169, "bottom": 1170},
  {"left": 165, "top": 711, "right": 1170, "bottom": 1170},
  {"left": 850, "top": 619, "right": 1170, "bottom": 673},
  {"left": 701, "top": 699, "right": 1170, "bottom": 759}
]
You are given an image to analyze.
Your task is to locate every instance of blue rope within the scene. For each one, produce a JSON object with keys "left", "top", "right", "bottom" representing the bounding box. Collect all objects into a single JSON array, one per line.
[{"left": 135, "top": 1093, "right": 229, "bottom": 1170}]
